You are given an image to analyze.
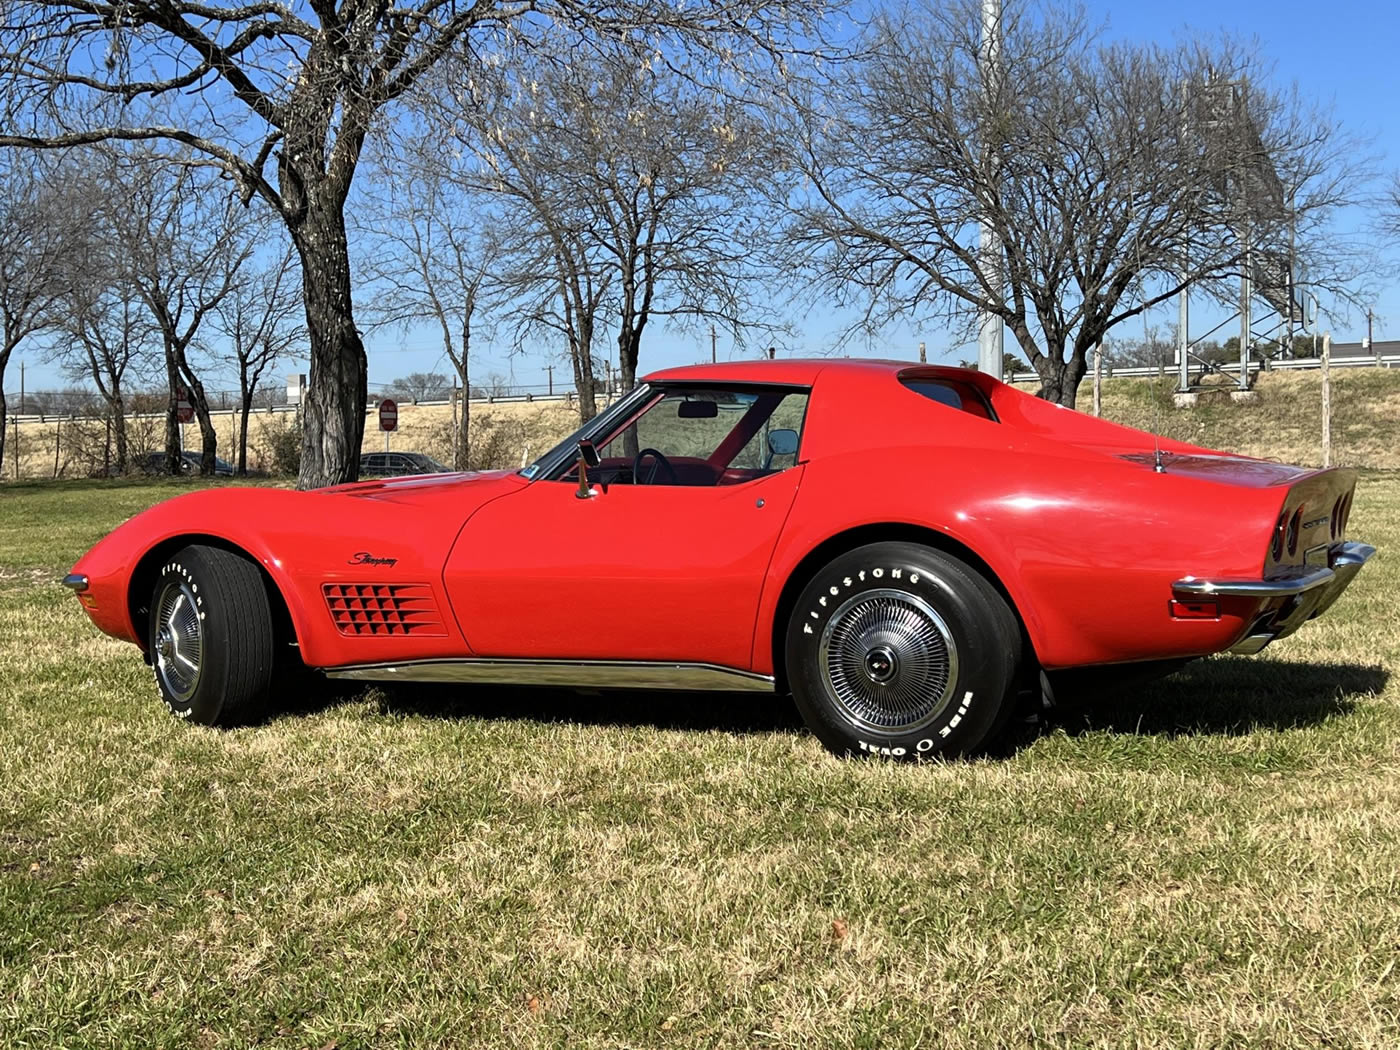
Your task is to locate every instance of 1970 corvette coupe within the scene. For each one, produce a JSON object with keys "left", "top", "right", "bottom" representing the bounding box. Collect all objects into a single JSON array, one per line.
[{"left": 65, "top": 359, "right": 1374, "bottom": 758}]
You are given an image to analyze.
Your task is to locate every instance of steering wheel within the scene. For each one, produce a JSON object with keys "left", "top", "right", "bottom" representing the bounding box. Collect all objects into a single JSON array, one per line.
[{"left": 633, "top": 447, "right": 679, "bottom": 485}]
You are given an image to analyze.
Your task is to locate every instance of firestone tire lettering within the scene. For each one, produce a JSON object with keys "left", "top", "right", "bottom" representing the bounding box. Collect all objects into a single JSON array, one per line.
[{"left": 785, "top": 541, "right": 1020, "bottom": 762}]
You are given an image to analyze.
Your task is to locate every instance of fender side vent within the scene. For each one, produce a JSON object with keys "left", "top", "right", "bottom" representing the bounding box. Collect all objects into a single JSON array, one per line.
[{"left": 323, "top": 583, "right": 447, "bottom": 637}]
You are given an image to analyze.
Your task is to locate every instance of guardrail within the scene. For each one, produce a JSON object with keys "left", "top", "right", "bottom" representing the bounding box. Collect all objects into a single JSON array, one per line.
[{"left": 1005, "top": 354, "right": 1400, "bottom": 384}]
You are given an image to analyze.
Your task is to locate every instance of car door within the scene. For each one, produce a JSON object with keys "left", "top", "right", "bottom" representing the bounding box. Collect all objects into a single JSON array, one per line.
[{"left": 443, "top": 386, "right": 807, "bottom": 670}]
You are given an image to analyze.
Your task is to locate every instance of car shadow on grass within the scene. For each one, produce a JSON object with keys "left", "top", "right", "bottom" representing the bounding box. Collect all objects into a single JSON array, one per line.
[
  {"left": 278, "top": 657, "right": 1385, "bottom": 747},
  {"left": 1046, "top": 656, "right": 1389, "bottom": 739}
]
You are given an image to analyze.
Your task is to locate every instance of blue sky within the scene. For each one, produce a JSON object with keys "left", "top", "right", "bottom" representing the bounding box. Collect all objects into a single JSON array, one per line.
[
  {"left": 18, "top": 0, "right": 1400, "bottom": 396},
  {"left": 363, "top": 0, "right": 1399, "bottom": 393}
]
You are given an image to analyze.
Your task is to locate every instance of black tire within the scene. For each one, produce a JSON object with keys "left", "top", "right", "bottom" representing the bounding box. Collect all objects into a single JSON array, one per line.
[
  {"left": 785, "top": 542, "right": 1020, "bottom": 760},
  {"left": 147, "top": 544, "right": 277, "bottom": 726}
]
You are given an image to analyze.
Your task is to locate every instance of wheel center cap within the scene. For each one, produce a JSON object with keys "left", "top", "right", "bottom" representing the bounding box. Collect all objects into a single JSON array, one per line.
[
  {"left": 157, "top": 626, "right": 174, "bottom": 662},
  {"left": 863, "top": 645, "right": 898, "bottom": 684}
]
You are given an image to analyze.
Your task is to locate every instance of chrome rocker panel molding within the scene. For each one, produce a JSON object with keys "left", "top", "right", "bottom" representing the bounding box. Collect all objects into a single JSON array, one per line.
[
  {"left": 324, "top": 657, "right": 777, "bottom": 692},
  {"left": 1171, "top": 541, "right": 1375, "bottom": 655}
]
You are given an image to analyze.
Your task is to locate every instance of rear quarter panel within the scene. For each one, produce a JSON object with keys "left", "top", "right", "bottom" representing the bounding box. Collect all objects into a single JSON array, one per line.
[{"left": 754, "top": 373, "right": 1280, "bottom": 672}]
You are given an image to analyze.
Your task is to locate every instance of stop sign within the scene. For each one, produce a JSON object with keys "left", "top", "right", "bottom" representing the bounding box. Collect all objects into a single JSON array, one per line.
[
  {"left": 176, "top": 386, "right": 194, "bottom": 424},
  {"left": 378, "top": 398, "right": 398, "bottom": 432}
]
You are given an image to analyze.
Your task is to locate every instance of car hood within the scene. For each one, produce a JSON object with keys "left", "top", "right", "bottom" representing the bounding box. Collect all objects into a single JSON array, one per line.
[{"left": 317, "top": 468, "right": 525, "bottom": 505}]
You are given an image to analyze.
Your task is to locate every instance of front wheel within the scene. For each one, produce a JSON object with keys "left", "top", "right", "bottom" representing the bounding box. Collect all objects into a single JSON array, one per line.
[
  {"left": 785, "top": 542, "right": 1021, "bottom": 760},
  {"left": 148, "top": 544, "right": 278, "bottom": 726}
]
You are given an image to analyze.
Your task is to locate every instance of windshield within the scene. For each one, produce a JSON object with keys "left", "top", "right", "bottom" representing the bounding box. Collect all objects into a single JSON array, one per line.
[{"left": 520, "top": 384, "right": 654, "bottom": 481}]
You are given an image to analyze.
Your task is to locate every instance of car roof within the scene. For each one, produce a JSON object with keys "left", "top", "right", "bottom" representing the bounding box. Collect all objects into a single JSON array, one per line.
[{"left": 643, "top": 357, "right": 976, "bottom": 386}]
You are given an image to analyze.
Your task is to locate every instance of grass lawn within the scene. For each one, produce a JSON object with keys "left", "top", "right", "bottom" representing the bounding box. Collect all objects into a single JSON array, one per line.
[{"left": 1, "top": 476, "right": 1398, "bottom": 1049}]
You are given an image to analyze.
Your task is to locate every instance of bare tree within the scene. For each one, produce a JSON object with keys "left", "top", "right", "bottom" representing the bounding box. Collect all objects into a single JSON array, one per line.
[
  {"left": 0, "top": 0, "right": 829, "bottom": 486},
  {"left": 382, "top": 372, "right": 454, "bottom": 403},
  {"left": 94, "top": 150, "right": 263, "bottom": 474},
  {"left": 211, "top": 246, "right": 305, "bottom": 475},
  {"left": 0, "top": 152, "right": 69, "bottom": 470},
  {"left": 436, "top": 44, "right": 780, "bottom": 421},
  {"left": 359, "top": 163, "right": 500, "bottom": 469},
  {"left": 779, "top": 0, "right": 1370, "bottom": 406},
  {"left": 53, "top": 273, "right": 158, "bottom": 474}
]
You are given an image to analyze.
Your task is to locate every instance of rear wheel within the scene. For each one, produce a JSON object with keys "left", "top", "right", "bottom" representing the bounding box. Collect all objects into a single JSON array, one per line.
[
  {"left": 785, "top": 542, "right": 1020, "bottom": 759},
  {"left": 148, "top": 544, "right": 277, "bottom": 726}
]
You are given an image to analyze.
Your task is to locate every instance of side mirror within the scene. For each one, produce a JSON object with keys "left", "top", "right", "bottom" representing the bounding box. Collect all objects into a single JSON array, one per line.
[
  {"left": 576, "top": 440, "right": 601, "bottom": 499},
  {"left": 767, "top": 429, "right": 799, "bottom": 457}
]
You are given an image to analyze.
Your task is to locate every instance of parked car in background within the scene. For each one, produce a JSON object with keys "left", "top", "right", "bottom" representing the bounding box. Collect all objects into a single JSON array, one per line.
[
  {"left": 113, "top": 451, "right": 236, "bottom": 477},
  {"left": 359, "top": 452, "right": 450, "bottom": 477}
]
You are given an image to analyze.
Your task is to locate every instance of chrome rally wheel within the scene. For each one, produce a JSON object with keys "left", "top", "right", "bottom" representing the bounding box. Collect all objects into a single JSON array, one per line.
[
  {"left": 153, "top": 578, "right": 204, "bottom": 703},
  {"left": 785, "top": 542, "right": 1020, "bottom": 760}
]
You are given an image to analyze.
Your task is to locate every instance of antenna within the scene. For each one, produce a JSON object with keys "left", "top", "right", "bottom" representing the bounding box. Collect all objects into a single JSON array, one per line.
[{"left": 1154, "top": 433, "right": 1165, "bottom": 473}]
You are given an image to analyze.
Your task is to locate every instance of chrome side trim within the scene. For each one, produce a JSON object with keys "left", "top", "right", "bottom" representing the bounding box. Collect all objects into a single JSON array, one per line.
[
  {"left": 1174, "top": 540, "right": 1376, "bottom": 599},
  {"left": 324, "top": 658, "right": 776, "bottom": 692},
  {"left": 61, "top": 573, "right": 89, "bottom": 592}
]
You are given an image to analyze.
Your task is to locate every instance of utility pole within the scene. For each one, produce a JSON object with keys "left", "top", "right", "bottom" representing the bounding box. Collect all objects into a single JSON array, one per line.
[
  {"left": 918, "top": 341, "right": 926, "bottom": 363},
  {"left": 1370, "top": 309, "right": 1378, "bottom": 366},
  {"left": 976, "top": 0, "right": 1005, "bottom": 380},
  {"left": 1092, "top": 343, "right": 1103, "bottom": 417},
  {"left": 546, "top": 364, "right": 553, "bottom": 396},
  {"left": 18, "top": 361, "right": 24, "bottom": 416},
  {"left": 711, "top": 325, "right": 717, "bottom": 364},
  {"left": 1321, "top": 331, "right": 1332, "bottom": 468}
]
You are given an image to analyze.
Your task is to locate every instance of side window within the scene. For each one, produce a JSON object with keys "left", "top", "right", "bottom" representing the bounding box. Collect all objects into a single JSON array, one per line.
[
  {"left": 362, "top": 454, "right": 385, "bottom": 470},
  {"left": 589, "top": 387, "right": 809, "bottom": 486}
]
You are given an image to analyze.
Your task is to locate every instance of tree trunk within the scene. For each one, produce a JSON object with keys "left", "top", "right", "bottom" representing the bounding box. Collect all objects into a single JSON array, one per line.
[
  {"left": 179, "top": 363, "right": 218, "bottom": 474},
  {"left": 619, "top": 325, "right": 642, "bottom": 460},
  {"left": 1034, "top": 354, "right": 1087, "bottom": 409},
  {"left": 291, "top": 203, "right": 367, "bottom": 489},
  {"left": 571, "top": 315, "right": 599, "bottom": 422},
  {"left": 237, "top": 389, "right": 252, "bottom": 476},
  {"left": 109, "top": 392, "right": 129, "bottom": 473},
  {"left": 455, "top": 325, "right": 470, "bottom": 472},
  {"left": 164, "top": 345, "right": 182, "bottom": 474},
  {"left": 0, "top": 390, "right": 7, "bottom": 478}
]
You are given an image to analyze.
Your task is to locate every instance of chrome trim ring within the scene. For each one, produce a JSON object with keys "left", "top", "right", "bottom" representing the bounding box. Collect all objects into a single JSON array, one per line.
[
  {"left": 153, "top": 579, "right": 203, "bottom": 703},
  {"left": 818, "top": 588, "right": 959, "bottom": 734}
]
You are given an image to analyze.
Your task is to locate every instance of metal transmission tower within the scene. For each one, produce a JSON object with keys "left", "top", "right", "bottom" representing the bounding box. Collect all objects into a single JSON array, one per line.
[
  {"left": 976, "top": 0, "right": 1005, "bottom": 380},
  {"left": 1175, "top": 76, "right": 1307, "bottom": 400}
]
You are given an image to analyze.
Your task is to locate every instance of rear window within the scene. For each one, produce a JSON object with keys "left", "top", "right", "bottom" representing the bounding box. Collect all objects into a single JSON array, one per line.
[{"left": 901, "top": 378, "right": 996, "bottom": 421}]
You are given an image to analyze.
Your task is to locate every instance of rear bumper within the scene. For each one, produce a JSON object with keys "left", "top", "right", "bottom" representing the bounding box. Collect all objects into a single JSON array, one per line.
[{"left": 1174, "top": 541, "right": 1375, "bottom": 655}]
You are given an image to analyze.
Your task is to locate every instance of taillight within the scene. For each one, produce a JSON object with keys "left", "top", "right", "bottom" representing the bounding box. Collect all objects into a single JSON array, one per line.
[
  {"left": 1286, "top": 508, "right": 1303, "bottom": 556},
  {"left": 1331, "top": 495, "right": 1344, "bottom": 539},
  {"left": 1272, "top": 510, "right": 1287, "bottom": 561}
]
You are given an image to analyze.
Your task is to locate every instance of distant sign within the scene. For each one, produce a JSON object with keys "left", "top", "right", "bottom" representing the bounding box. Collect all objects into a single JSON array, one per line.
[
  {"left": 176, "top": 386, "right": 194, "bottom": 424},
  {"left": 379, "top": 398, "right": 398, "bottom": 433}
]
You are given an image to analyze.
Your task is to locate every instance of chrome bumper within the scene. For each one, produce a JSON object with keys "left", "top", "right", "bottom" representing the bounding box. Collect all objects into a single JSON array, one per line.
[{"left": 1173, "top": 541, "right": 1375, "bottom": 655}]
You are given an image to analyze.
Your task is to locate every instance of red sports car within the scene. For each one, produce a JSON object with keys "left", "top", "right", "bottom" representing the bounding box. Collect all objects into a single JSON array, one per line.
[{"left": 64, "top": 360, "right": 1373, "bottom": 758}]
